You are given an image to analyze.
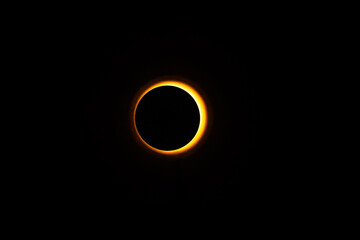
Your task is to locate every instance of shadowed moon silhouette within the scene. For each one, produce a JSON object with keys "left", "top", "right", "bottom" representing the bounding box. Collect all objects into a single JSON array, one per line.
[{"left": 133, "top": 81, "right": 207, "bottom": 155}]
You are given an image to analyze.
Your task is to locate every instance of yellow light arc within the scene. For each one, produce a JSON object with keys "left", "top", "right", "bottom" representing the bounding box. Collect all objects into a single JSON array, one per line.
[{"left": 134, "top": 81, "right": 207, "bottom": 155}]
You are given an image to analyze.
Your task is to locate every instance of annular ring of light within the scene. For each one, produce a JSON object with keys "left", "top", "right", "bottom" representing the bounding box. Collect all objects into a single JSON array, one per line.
[{"left": 133, "top": 81, "right": 207, "bottom": 155}]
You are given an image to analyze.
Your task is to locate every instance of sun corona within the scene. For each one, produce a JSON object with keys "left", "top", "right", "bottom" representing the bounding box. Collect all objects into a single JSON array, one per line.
[{"left": 133, "top": 81, "right": 207, "bottom": 155}]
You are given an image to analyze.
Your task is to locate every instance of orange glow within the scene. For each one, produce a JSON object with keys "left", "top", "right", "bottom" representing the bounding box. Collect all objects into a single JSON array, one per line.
[{"left": 133, "top": 81, "right": 207, "bottom": 155}]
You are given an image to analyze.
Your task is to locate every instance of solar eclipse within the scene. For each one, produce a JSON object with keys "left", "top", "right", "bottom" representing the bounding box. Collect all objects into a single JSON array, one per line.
[{"left": 133, "top": 81, "right": 208, "bottom": 155}]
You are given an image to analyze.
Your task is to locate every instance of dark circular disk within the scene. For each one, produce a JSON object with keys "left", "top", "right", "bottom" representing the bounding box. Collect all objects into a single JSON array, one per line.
[{"left": 135, "top": 86, "right": 200, "bottom": 151}]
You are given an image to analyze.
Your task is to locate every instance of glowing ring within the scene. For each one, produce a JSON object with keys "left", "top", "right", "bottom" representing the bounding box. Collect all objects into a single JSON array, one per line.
[{"left": 133, "top": 81, "right": 207, "bottom": 155}]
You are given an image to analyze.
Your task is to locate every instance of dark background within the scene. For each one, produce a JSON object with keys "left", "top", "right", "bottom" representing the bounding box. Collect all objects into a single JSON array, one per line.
[{"left": 38, "top": 19, "right": 307, "bottom": 205}]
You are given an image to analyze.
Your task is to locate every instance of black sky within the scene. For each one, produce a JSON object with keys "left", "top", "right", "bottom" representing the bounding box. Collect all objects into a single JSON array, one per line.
[{"left": 35, "top": 19, "right": 308, "bottom": 205}]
